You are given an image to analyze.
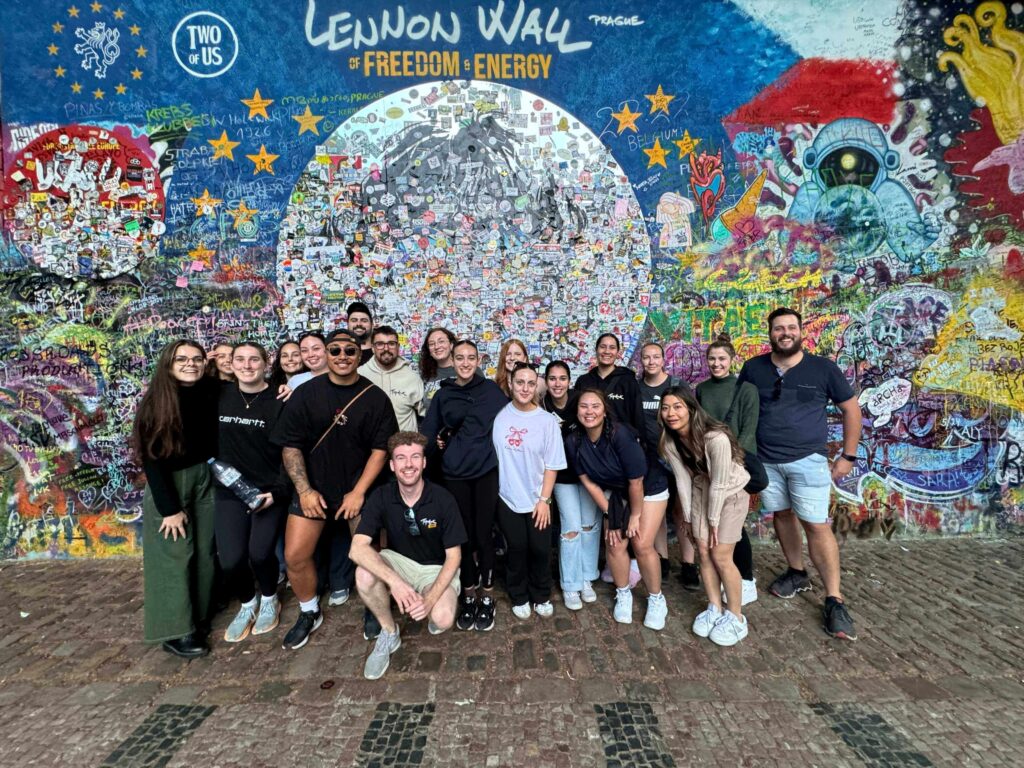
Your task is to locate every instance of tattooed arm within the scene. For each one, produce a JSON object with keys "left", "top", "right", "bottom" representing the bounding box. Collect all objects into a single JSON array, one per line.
[{"left": 283, "top": 447, "right": 326, "bottom": 519}]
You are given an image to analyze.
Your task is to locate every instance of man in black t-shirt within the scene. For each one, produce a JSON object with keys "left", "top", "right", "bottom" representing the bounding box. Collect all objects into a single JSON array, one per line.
[
  {"left": 271, "top": 329, "right": 398, "bottom": 650},
  {"left": 737, "top": 307, "right": 861, "bottom": 641},
  {"left": 351, "top": 432, "right": 466, "bottom": 680}
]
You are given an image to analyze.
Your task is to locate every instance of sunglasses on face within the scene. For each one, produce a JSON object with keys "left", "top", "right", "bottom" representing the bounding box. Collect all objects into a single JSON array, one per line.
[
  {"left": 404, "top": 507, "right": 421, "bottom": 537},
  {"left": 327, "top": 345, "right": 360, "bottom": 358},
  {"left": 772, "top": 375, "right": 784, "bottom": 400}
]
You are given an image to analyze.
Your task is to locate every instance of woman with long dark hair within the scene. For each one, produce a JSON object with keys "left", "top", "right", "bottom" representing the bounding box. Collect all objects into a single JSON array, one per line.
[
  {"left": 694, "top": 334, "right": 760, "bottom": 604},
  {"left": 420, "top": 339, "right": 508, "bottom": 633},
  {"left": 566, "top": 389, "right": 669, "bottom": 630},
  {"left": 660, "top": 387, "right": 751, "bottom": 646},
  {"left": 268, "top": 339, "right": 306, "bottom": 392},
  {"left": 133, "top": 339, "right": 219, "bottom": 658},
  {"left": 206, "top": 342, "right": 235, "bottom": 382},
  {"left": 419, "top": 327, "right": 457, "bottom": 411},
  {"left": 217, "top": 342, "right": 292, "bottom": 643}
]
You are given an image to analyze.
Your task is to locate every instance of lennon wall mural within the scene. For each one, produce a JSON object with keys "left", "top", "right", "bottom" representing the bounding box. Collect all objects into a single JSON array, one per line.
[{"left": 1, "top": 0, "right": 1022, "bottom": 559}]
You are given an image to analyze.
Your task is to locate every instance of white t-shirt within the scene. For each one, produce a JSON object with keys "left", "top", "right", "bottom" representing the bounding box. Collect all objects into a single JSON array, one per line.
[
  {"left": 492, "top": 403, "right": 567, "bottom": 514},
  {"left": 288, "top": 371, "right": 315, "bottom": 389}
]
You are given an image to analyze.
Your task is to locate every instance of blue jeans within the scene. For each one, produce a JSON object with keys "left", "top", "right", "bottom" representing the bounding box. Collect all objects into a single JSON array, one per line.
[{"left": 554, "top": 483, "right": 600, "bottom": 592}]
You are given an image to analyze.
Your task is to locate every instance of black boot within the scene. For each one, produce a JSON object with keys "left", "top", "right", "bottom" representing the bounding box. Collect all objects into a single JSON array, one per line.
[{"left": 162, "top": 633, "right": 210, "bottom": 659}]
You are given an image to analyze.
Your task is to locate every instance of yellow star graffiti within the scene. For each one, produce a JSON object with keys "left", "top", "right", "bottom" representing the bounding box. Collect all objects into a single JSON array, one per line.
[
  {"left": 191, "top": 189, "right": 223, "bottom": 218},
  {"left": 54, "top": 65, "right": 66, "bottom": 77},
  {"left": 241, "top": 88, "right": 273, "bottom": 120},
  {"left": 643, "top": 138, "right": 669, "bottom": 169},
  {"left": 90, "top": 1, "right": 102, "bottom": 11},
  {"left": 208, "top": 130, "right": 241, "bottom": 161},
  {"left": 47, "top": 43, "right": 59, "bottom": 55},
  {"left": 135, "top": 45, "right": 147, "bottom": 57},
  {"left": 129, "top": 23, "right": 140, "bottom": 35},
  {"left": 130, "top": 67, "right": 142, "bottom": 80},
  {"left": 292, "top": 105, "right": 325, "bottom": 136},
  {"left": 673, "top": 130, "right": 701, "bottom": 158},
  {"left": 113, "top": 7, "right": 125, "bottom": 19},
  {"left": 246, "top": 145, "right": 279, "bottom": 175},
  {"left": 93, "top": 87, "right": 105, "bottom": 100},
  {"left": 68, "top": 5, "right": 80, "bottom": 17},
  {"left": 645, "top": 85, "right": 674, "bottom": 115},
  {"left": 52, "top": 22, "right": 65, "bottom": 33},
  {"left": 71, "top": 81, "right": 82, "bottom": 93},
  {"left": 226, "top": 199, "right": 258, "bottom": 226},
  {"left": 188, "top": 243, "right": 216, "bottom": 265},
  {"left": 611, "top": 103, "right": 642, "bottom": 134},
  {"left": 115, "top": 83, "right": 127, "bottom": 95}
]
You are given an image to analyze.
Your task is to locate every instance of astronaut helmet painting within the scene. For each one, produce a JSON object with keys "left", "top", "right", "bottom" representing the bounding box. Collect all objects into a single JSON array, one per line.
[
  {"left": 275, "top": 80, "right": 652, "bottom": 375},
  {"left": 787, "top": 117, "right": 940, "bottom": 263}
]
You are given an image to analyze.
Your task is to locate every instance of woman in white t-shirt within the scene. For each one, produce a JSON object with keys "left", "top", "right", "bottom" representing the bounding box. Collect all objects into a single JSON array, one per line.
[{"left": 492, "top": 362, "right": 567, "bottom": 619}]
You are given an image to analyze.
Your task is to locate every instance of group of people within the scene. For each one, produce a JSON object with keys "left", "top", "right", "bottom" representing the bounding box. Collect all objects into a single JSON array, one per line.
[{"left": 133, "top": 301, "right": 861, "bottom": 681}]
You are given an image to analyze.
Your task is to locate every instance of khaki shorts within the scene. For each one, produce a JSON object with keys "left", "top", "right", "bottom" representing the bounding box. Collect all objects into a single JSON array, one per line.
[
  {"left": 380, "top": 549, "right": 460, "bottom": 597},
  {"left": 690, "top": 477, "right": 749, "bottom": 544}
]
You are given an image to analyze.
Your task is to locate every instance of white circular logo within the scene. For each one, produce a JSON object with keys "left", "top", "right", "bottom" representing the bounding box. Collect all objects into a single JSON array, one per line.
[{"left": 172, "top": 12, "right": 238, "bottom": 78}]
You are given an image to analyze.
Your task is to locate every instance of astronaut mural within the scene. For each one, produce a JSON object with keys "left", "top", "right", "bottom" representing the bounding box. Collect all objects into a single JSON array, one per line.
[{"left": 276, "top": 80, "right": 652, "bottom": 371}]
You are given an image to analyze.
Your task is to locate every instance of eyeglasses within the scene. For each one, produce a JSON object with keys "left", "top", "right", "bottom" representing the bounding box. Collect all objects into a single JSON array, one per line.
[
  {"left": 327, "top": 345, "right": 360, "bottom": 358},
  {"left": 172, "top": 355, "right": 205, "bottom": 365},
  {"left": 772, "top": 375, "right": 784, "bottom": 400},
  {"left": 373, "top": 340, "right": 399, "bottom": 349},
  {"left": 404, "top": 507, "right": 421, "bottom": 537}
]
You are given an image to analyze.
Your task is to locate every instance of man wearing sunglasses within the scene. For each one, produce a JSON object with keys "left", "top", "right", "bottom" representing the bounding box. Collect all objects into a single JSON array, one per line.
[
  {"left": 350, "top": 432, "right": 466, "bottom": 680},
  {"left": 271, "top": 329, "right": 399, "bottom": 650},
  {"left": 737, "top": 307, "right": 862, "bottom": 641},
  {"left": 358, "top": 325, "right": 425, "bottom": 432}
]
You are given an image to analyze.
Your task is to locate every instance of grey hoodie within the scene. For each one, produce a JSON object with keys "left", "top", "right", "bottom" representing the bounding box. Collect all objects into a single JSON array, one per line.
[{"left": 358, "top": 356, "right": 425, "bottom": 432}]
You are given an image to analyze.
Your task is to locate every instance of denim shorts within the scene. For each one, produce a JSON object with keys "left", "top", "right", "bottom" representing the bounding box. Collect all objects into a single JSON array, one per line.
[{"left": 760, "top": 454, "right": 832, "bottom": 524}]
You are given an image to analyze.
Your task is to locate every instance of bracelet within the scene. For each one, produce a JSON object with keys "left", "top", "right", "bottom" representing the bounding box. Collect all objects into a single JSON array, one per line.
[
  {"left": 839, "top": 453, "right": 857, "bottom": 462},
  {"left": 538, "top": 496, "right": 552, "bottom": 505}
]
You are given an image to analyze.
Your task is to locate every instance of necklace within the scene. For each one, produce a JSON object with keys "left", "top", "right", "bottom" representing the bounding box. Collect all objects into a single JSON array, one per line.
[{"left": 239, "top": 388, "right": 265, "bottom": 409}]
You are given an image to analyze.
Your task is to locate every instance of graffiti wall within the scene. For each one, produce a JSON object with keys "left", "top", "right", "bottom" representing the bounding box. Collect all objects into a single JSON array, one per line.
[{"left": 1, "top": 0, "right": 1022, "bottom": 559}]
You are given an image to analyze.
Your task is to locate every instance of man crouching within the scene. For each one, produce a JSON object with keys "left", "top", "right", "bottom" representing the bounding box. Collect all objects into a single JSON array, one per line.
[{"left": 350, "top": 431, "right": 466, "bottom": 680}]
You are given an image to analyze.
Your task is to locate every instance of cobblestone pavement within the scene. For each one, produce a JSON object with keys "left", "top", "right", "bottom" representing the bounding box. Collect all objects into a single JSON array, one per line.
[{"left": 0, "top": 538, "right": 1021, "bottom": 767}]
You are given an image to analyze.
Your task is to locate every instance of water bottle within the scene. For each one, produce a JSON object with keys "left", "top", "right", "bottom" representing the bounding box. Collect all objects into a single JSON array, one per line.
[{"left": 208, "top": 458, "right": 263, "bottom": 511}]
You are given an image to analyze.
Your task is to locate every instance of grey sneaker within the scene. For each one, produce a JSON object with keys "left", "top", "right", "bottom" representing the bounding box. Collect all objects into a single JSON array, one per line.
[
  {"left": 427, "top": 620, "right": 445, "bottom": 635},
  {"left": 252, "top": 596, "right": 280, "bottom": 635},
  {"left": 328, "top": 588, "right": 350, "bottom": 607},
  {"left": 223, "top": 604, "right": 256, "bottom": 643},
  {"left": 363, "top": 629, "right": 401, "bottom": 680}
]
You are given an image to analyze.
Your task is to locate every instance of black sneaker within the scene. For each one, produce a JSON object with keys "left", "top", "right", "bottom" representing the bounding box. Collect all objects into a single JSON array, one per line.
[
  {"left": 824, "top": 597, "right": 857, "bottom": 640},
  {"left": 162, "top": 633, "right": 209, "bottom": 659},
  {"left": 474, "top": 596, "right": 495, "bottom": 632},
  {"left": 282, "top": 609, "right": 323, "bottom": 650},
  {"left": 362, "top": 607, "right": 381, "bottom": 641},
  {"left": 678, "top": 562, "right": 701, "bottom": 592},
  {"left": 456, "top": 596, "right": 477, "bottom": 631},
  {"left": 769, "top": 568, "right": 811, "bottom": 599}
]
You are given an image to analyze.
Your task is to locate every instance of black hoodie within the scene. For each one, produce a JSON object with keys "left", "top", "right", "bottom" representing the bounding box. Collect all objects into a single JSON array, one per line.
[
  {"left": 420, "top": 373, "right": 509, "bottom": 480},
  {"left": 574, "top": 365, "right": 647, "bottom": 447}
]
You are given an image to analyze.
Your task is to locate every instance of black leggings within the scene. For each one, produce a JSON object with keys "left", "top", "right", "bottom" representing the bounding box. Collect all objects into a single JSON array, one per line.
[
  {"left": 497, "top": 499, "right": 551, "bottom": 605},
  {"left": 214, "top": 494, "right": 286, "bottom": 603},
  {"left": 734, "top": 527, "right": 754, "bottom": 582},
  {"left": 445, "top": 469, "right": 499, "bottom": 591}
]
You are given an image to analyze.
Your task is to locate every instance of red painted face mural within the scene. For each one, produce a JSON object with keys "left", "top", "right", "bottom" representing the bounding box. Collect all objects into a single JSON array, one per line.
[
  {"left": 2, "top": 125, "right": 165, "bottom": 280},
  {"left": 689, "top": 149, "right": 725, "bottom": 222}
]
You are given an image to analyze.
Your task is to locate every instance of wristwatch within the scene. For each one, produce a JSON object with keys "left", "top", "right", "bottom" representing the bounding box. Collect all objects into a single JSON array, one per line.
[
  {"left": 839, "top": 453, "right": 857, "bottom": 462},
  {"left": 538, "top": 496, "right": 552, "bottom": 505}
]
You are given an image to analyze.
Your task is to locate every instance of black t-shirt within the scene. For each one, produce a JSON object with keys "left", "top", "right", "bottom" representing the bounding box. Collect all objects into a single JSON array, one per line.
[
  {"left": 356, "top": 481, "right": 467, "bottom": 566},
  {"left": 542, "top": 392, "right": 580, "bottom": 485},
  {"left": 638, "top": 375, "right": 690, "bottom": 449},
  {"left": 564, "top": 423, "right": 647, "bottom": 493},
  {"left": 737, "top": 352, "right": 855, "bottom": 463},
  {"left": 270, "top": 375, "right": 398, "bottom": 505},
  {"left": 217, "top": 385, "right": 289, "bottom": 502}
]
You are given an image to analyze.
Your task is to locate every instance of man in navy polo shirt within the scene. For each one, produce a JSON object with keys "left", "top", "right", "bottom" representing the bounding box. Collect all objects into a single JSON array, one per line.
[
  {"left": 351, "top": 431, "right": 467, "bottom": 679},
  {"left": 737, "top": 307, "right": 861, "bottom": 640}
]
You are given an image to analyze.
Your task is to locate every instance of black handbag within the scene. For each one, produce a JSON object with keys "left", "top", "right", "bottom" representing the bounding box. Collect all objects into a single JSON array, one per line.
[{"left": 724, "top": 386, "right": 769, "bottom": 495}]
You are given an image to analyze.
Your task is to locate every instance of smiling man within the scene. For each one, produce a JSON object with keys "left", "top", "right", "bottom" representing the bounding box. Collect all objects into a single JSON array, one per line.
[
  {"left": 271, "top": 329, "right": 398, "bottom": 650},
  {"left": 346, "top": 302, "right": 375, "bottom": 365},
  {"left": 350, "top": 431, "right": 466, "bottom": 680},
  {"left": 358, "top": 325, "right": 425, "bottom": 432},
  {"left": 737, "top": 307, "right": 862, "bottom": 641}
]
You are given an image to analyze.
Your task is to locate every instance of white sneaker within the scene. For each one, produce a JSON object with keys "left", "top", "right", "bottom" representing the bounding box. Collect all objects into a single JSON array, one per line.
[
  {"left": 252, "top": 596, "right": 280, "bottom": 635},
  {"left": 563, "top": 591, "right": 583, "bottom": 611},
  {"left": 534, "top": 601, "right": 554, "bottom": 617},
  {"left": 643, "top": 594, "right": 668, "bottom": 631},
  {"left": 581, "top": 581, "right": 598, "bottom": 603},
  {"left": 692, "top": 603, "right": 723, "bottom": 638},
  {"left": 722, "top": 578, "right": 758, "bottom": 606},
  {"left": 512, "top": 603, "right": 532, "bottom": 620},
  {"left": 363, "top": 629, "right": 401, "bottom": 680},
  {"left": 224, "top": 603, "right": 256, "bottom": 643},
  {"left": 613, "top": 588, "right": 633, "bottom": 624},
  {"left": 710, "top": 611, "right": 749, "bottom": 647}
]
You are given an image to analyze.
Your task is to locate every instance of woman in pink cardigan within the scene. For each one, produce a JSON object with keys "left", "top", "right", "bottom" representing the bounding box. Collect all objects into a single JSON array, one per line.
[{"left": 659, "top": 387, "right": 751, "bottom": 646}]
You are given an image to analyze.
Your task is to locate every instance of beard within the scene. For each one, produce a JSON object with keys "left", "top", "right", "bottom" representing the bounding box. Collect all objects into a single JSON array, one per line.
[
  {"left": 350, "top": 328, "right": 370, "bottom": 343},
  {"left": 770, "top": 335, "right": 803, "bottom": 358}
]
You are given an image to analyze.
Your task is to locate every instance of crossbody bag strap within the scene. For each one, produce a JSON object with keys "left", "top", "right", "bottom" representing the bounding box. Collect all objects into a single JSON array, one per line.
[{"left": 310, "top": 385, "right": 374, "bottom": 454}]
